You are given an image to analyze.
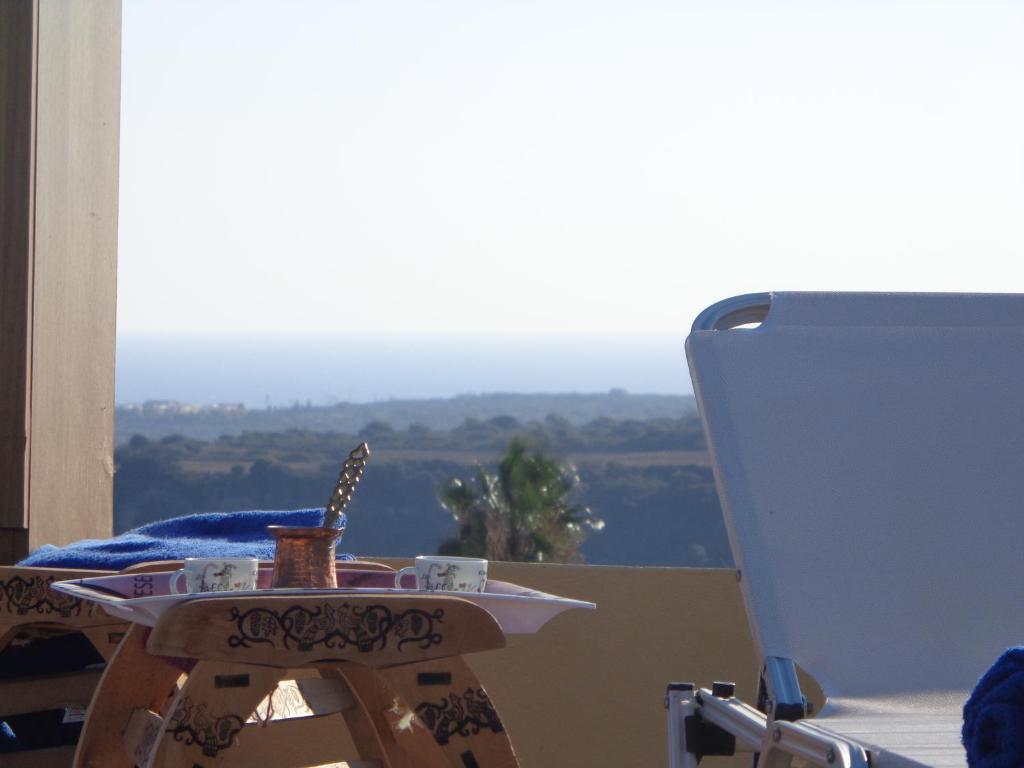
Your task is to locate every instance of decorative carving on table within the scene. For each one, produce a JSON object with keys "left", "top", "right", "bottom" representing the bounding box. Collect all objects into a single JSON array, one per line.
[
  {"left": 415, "top": 688, "right": 505, "bottom": 745},
  {"left": 250, "top": 680, "right": 313, "bottom": 722},
  {"left": 167, "top": 695, "right": 245, "bottom": 757},
  {"left": 0, "top": 574, "right": 88, "bottom": 618},
  {"left": 132, "top": 712, "right": 163, "bottom": 766},
  {"left": 227, "top": 603, "right": 445, "bottom": 653}
]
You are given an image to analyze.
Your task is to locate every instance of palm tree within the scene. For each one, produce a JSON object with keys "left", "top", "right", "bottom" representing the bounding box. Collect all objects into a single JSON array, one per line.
[{"left": 437, "top": 438, "right": 603, "bottom": 562}]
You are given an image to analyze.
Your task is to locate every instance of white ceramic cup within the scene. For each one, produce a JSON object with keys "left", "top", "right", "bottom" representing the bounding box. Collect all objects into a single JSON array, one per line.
[
  {"left": 395, "top": 555, "right": 488, "bottom": 593},
  {"left": 169, "top": 557, "right": 259, "bottom": 595}
]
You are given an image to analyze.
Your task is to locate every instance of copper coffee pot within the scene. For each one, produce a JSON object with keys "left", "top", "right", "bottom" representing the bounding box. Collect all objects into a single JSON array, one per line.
[{"left": 269, "top": 442, "right": 370, "bottom": 588}]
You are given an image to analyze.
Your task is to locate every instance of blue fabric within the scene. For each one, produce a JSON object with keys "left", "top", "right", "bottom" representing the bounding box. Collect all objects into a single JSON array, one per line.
[
  {"left": 17, "top": 509, "right": 352, "bottom": 569},
  {"left": 963, "top": 648, "right": 1024, "bottom": 768},
  {"left": 0, "top": 722, "right": 20, "bottom": 752}
]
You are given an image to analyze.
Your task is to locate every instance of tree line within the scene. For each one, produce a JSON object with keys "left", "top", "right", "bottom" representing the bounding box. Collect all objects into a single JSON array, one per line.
[{"left": 114, "top": 415, "right": 729, "bottom": 568}]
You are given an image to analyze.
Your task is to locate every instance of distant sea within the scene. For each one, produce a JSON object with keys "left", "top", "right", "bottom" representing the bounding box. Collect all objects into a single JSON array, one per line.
[{"left": 116, "top": 333, "right": 693, "bottom": 408}]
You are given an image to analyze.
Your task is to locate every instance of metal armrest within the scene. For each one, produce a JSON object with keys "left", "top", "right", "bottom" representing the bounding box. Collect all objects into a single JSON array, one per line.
[
  {"left": 667, "top": 683, "right": 765, "bottom": 768},
  {"left": 760, "top": 720, "right": 869, "bottom": 768},
  {"left": 666, "top": 682, "right": 869, "bottom": 768}
]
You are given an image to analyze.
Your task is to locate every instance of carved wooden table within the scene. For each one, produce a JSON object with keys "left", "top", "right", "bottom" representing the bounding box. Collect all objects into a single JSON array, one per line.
[{"left": 71, "top": 589, "right": 522, "bottom": 768}]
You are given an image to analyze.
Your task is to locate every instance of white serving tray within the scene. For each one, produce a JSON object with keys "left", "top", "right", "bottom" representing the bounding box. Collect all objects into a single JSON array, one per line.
[{"left": 51, "top": 568, "right": 595, "bottom": 635}]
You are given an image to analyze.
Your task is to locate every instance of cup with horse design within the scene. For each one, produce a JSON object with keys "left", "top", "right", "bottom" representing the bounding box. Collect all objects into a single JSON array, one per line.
[
  {"left": 169, "top": 557, "right": 259, "bottom": 594},
  {"left": 395, "top": 555, "right": 488, "bottom": 592}
]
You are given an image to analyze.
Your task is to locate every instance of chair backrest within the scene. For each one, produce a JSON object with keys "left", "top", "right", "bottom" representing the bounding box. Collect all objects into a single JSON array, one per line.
[{"left": 686, "top": 292, "right": 1024, "bottom": 699}]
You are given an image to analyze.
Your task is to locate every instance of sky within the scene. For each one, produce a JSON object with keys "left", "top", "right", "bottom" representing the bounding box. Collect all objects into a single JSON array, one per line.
[{"left": 117, "top": 0, "right": 1024, "bottom": 336}]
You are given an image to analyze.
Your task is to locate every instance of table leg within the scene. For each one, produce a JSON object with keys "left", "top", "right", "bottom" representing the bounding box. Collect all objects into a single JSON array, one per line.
[
  {"left": 376, "top": 656, "right": 519, "bottom": 768},
  {"left": 323, "top": 662, "right": 448, "bottom": 768},
  {"left": 144, "top": 660, "right": 281, "bottom": 768},
  {"left": 74, "top": 623, "right": 182, "bottom": 768}
]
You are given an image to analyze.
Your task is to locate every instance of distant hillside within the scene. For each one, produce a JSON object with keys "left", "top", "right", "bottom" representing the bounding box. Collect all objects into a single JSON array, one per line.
[
  {"left": 114, "top": 411, "right": 729, "bottom": 568},
  {"left": 115, "top": 391, "right": 696, "bottom": 444}
]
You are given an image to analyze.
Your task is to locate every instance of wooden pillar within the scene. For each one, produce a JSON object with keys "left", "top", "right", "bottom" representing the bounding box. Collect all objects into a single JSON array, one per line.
[{"left": 0, "top": 0, "right": 121, "bottom": 563}]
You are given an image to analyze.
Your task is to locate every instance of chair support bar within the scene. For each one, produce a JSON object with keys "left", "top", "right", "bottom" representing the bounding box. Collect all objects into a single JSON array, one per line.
[
  {"left": 666, "top": 683, "right": 869, "bottom": 768},
  {"left": 760, "top": 720, "right": 870, "bottom": 768},
  {"left": 759, "top": 656, "right": 809, "bottom": 722},
  {"left": 696, "top": 688, "right": 766, "bottom": 752},
  {"left": 666, "top": 684, "right": 700, "bottom": 768}
]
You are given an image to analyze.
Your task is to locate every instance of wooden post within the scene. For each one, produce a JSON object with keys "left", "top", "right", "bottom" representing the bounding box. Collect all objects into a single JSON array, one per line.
[{"left": 0, "top": 0, "right": 121, "bottom": 563}]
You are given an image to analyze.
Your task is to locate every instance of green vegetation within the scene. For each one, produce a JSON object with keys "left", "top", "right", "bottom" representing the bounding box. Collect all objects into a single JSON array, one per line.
[
  {"left": 114, "top": 392, "right": 697, "bottom": 443},
  {"left": 439, "top": 439, "right": 604, "bottom": 562},
  {"left": 113, "top": 403, "right": 729, "bottom": 567}
]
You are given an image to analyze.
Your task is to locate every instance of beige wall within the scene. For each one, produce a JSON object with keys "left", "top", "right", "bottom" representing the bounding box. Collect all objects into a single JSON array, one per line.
[{"left": 376, "top": 560, "right": 812, "bottom": 767}]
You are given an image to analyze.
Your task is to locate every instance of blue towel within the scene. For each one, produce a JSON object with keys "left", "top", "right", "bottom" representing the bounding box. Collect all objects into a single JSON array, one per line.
[
  {"left": 17, "top": 509, "right": 353, "bottom": 569},
  {"left": 0, "top": 722, "right": 22, "bottom": 753},
  {"left": 963, "top": 648, "right": 1024, "bottom": 768}
]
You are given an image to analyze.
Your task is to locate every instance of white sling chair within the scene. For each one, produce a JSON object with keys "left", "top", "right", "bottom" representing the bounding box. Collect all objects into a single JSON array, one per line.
[{"left": 668, "top": 292, "right": 1024, "bottom": 768}]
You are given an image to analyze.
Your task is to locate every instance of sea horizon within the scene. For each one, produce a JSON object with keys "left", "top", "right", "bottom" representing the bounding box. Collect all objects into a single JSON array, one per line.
[{"left": 116, "top": 332, "right": 694, "bottom": 409}]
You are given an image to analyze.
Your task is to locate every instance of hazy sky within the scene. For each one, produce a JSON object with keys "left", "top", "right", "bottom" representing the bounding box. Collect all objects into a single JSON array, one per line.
[{"left": 117, "top": 0, "right": 1024, "bottom": 335}]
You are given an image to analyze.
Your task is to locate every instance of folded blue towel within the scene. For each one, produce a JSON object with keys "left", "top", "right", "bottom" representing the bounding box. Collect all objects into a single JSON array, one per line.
[
  {"left": 963, "top": 648, "right": 1024, "bottom": 768},
  {"left": 17, "top": 509, "right": 353, "bottom": 570}
]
